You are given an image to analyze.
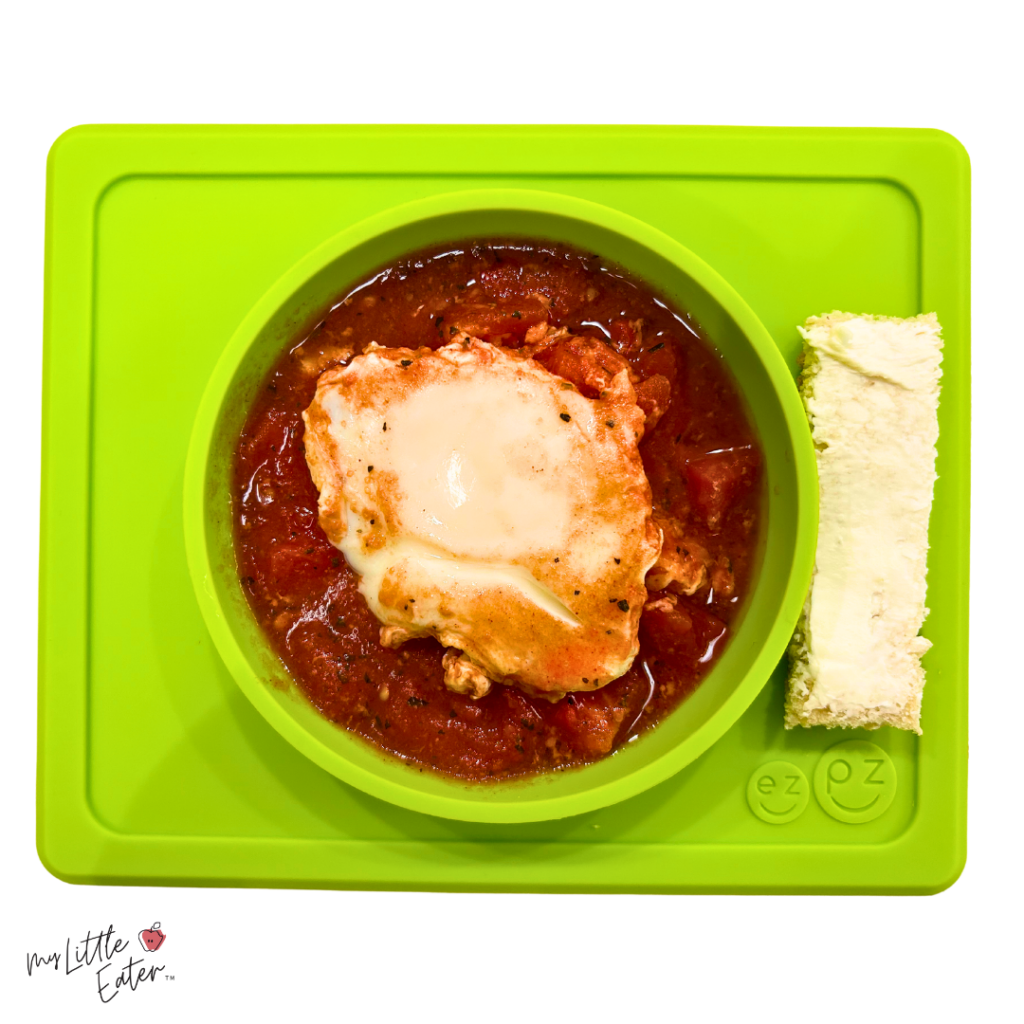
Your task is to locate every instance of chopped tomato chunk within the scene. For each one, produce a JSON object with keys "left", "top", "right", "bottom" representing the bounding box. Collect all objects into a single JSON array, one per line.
[
  {"left": 640, "top": 599, "right": 693, "bottom": 654},
  {"left": 641, "top": 600, "right": 727, "bottom": 671},
  {"left": 444, "top": 297, "right": 548, "bottom": 340},
  {"left": 479, "top": 259, "right": 589, "bottom": 316},
  {"left": 635, "top": 373, "right": 672, "bottom": 430},
  {"left": 533, "top": 335, "right": 631, "bottom": 398},
  {"left": 684, "top": 446, "right": 760, "bottom": 531},
  {"left": 610, "top": 318, "right": 642, "bottom": 355},
  {"left": 636, "top": 340, "right": 679, "bottom": 382},
  {"left": 551, "top": 698, "right": 626, "bottom": 755}
]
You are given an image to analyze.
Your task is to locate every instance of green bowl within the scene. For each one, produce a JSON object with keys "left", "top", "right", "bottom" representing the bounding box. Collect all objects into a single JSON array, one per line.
[{"left": 183, "top": 188, "right": 817, "bottom": 823}]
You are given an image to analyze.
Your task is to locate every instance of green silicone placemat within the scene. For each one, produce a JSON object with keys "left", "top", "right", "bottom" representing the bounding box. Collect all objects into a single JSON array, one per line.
[{"left": 38, "top": 125, "right": 969, "bottom": 892}]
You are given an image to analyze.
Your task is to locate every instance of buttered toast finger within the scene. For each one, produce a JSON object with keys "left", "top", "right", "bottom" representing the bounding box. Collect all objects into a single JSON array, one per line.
[{"left": 785, "top": 312, "right": 943, "bottom": 733}]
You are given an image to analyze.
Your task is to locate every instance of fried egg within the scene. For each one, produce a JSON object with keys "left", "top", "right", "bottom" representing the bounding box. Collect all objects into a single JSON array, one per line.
[{"left": 302, "top": 337, "right": 659, "bottom": 699}]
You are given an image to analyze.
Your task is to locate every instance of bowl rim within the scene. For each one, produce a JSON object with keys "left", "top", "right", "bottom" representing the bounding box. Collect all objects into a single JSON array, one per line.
[{"left": 183, "top": 187, "right": 818, "bottom": 822}]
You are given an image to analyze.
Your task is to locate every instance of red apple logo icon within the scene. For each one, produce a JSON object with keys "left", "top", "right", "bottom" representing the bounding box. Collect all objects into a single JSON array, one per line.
[{"left": 138, "top": 922, "right": 166, "bottom": 952}]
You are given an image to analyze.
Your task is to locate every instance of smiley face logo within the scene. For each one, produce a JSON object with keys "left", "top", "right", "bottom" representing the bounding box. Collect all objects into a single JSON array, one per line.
[
  {"left": 746, "top": 761, "right": 809, "bottom": 824},
  {"left": 814, "top": 741, "right": 897, "bottom": 823}
]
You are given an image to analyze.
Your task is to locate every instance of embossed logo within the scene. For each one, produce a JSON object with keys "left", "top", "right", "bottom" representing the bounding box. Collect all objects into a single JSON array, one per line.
[
  {"left": 814, "top": 740, "right": 897, "bottom": 823},
  {"left": 746, "top": 760, "right": 809, "bottom": 824}
]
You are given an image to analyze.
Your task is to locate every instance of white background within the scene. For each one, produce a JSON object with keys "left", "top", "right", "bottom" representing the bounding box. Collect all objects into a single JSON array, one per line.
[{"left": 4, "top": 1, "right": 1021, "bottom": 1020}]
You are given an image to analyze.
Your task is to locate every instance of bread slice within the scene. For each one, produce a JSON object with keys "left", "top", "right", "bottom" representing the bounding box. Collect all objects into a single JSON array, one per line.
[{"left": 785, "top": 311, "right": 943, "bottom": 733}]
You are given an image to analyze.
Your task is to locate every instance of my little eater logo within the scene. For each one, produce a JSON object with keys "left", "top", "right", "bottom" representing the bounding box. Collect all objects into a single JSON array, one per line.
[{"left": 26, "top": 922, "right": 171, "bottom": 1004}]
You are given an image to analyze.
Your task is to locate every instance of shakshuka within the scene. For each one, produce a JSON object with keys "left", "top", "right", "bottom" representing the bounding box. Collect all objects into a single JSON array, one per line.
[{"left": 234, "top": 240, "right": 762, "bottom": 780}]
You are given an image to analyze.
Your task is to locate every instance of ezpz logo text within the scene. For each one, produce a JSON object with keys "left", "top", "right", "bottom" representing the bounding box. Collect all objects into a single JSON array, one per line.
[{"left": 26, "top": 923, "right": 169, "bottom": 1003}]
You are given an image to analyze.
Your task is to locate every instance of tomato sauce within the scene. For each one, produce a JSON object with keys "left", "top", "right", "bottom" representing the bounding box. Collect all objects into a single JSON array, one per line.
[{"left": 233, "top": 240, "right": 762, "bottom": 780}]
